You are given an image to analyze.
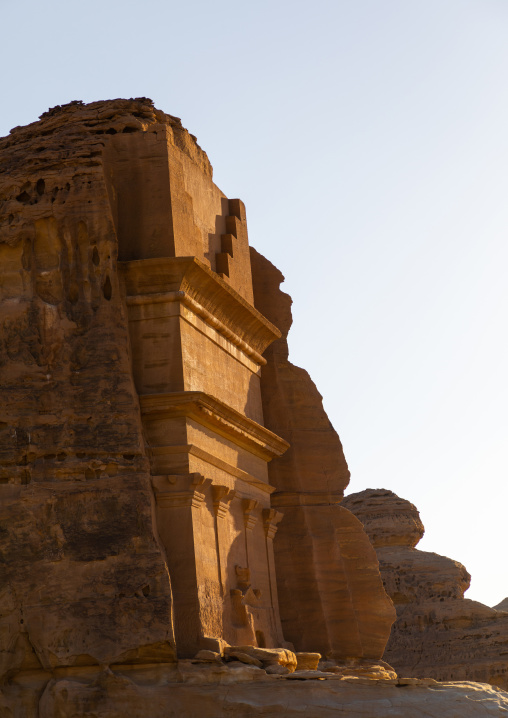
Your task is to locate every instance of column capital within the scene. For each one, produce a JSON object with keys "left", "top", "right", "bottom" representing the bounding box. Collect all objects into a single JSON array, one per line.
[
  {"left": 242, "top": 499, "right": 259, "bottom": 531},
  {"left": 152, "top": 473, "right": 212, "bottom": 508},
  {"left": 212, "top": 484, "right": 236, "bottom": 518},
  {"left": 262, "top": 508, "right": 284, "bottom": 539}
]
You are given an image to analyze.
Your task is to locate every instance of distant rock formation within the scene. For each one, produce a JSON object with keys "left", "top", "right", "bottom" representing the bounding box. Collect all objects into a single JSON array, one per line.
[{"left": 343, "top": 489, "right": 508, "bottom": 690}]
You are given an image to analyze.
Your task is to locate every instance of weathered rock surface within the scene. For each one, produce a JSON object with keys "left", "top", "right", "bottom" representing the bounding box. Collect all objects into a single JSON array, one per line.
[
  {"left": 296, "top": 652, "right": 321, "bottom": 671},
  {"left": 251, "top": 249, "right": 396, "bottom": 660},
  {"left": 0, "top": 99, "right": 178, "bottom": 680},
  {"left": 343, "top": 489, "right": 508, "bottom": 690},
  {"left": 13, "top": 670, "right": 508, "bottom": 717},
  {"left": 4, "top": 654, "right": 508, "bottom": 717},
  {"left": 495, "top": 599, "right": 508, "bottom": 612},
  {"left": 224, "top": 645, "right": 297, "bottom": 671},
  {"left": 319, "top": 658, "right": 398, "bottom": 681}
]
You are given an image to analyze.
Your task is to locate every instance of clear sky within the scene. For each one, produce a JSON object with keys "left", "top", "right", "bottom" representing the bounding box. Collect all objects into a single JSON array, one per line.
[{"left": 1, "top": 0, "right": 507, "bottom": 606}]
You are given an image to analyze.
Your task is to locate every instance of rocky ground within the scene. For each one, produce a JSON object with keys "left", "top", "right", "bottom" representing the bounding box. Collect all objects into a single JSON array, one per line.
[{"left": 8, "top": 662, "right": 508, "bottom": 717}]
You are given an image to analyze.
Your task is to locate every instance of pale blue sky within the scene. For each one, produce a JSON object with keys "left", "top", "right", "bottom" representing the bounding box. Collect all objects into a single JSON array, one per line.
[{"left": 1, "top": 0, "right": 507, "bottom": 605}]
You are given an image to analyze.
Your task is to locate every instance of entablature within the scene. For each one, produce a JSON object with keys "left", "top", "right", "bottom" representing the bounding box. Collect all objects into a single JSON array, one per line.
[
  {"left": 140, "top": 391, "right": 289, "bottom": 462},
  {"left": 119, "top": 256, "right": 281, "bottom": 363}
]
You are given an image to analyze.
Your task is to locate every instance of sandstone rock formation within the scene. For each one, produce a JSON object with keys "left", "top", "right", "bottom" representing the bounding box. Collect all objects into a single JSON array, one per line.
[
  {"left": 4, "top": 97, "right": 504, "bottom": 717},
  {"left": 343, "top": 489, "right": 508, "bottom": 690},
  {"left": 30, "top": 672, "right": 508, "bottom": 717},
  {"left": 0, "top": 100, "right": 178, "bottom": 681},
  {"left": 0, "top": 99, "right": 396, "bottom": 715},
  {"left": 250, "top": 251, "right": 396, "bottom": 659}
]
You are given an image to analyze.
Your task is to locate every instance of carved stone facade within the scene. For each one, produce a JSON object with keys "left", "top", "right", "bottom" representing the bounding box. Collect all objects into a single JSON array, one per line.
[{"left": 120, "top": 253, "right": 289, "bottom": 655}]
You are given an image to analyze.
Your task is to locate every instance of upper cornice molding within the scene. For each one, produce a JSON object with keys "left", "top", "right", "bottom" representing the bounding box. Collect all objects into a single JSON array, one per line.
[{"left": 119, "top": 256, "right": 281, "bottom": 360}]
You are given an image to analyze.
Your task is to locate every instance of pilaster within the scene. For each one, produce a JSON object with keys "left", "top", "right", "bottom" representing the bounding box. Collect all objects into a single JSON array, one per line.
[{"left": 262, "top": 508, "right": 285, "bottom": 645}]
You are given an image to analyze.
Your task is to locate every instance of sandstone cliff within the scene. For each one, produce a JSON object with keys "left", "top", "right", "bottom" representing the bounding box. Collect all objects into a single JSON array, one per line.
[
  {"left": 0, "top": 100, "right": 182, "bottom": 688},
  {"left": 250, "top": 250, "right": 396, "bottom": 660},
  {"left": 343, "top": 489, "right": 508, "bottom": 690}
]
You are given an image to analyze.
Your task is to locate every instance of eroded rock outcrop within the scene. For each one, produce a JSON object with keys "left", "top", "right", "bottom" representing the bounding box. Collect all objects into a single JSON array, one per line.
[
  {"left": 343, "top": 489, "right": 508, "bottom": 690},
  {"left": 251, "top": 251, "right": 396, "bottom": 659},
  {"left": 0, "top": 100, "right": 178, "bottom": 686}
]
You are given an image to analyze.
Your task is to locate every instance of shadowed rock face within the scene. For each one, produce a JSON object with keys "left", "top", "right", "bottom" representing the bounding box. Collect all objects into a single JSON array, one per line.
[
  {"left": 250, "top": 250, "right": 396, "bottom": 660},
  {"left": 343, "top": 489, "right": 508, "bottom": 690},
  {"left": 0, "top": 99, "right": 179, "bottom": 684}
]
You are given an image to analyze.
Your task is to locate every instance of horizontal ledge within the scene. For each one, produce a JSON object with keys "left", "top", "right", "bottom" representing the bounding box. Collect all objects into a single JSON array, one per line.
[
  {"left": 140, "top": 391, "right": 289, "bottom": 461},
  {"left": 125, "top": 290, "right": 266, "bottom": 366},
  {"left": 148, "top": 443, "right": 276, "bottom": 495},
  {"left": 119, "top": 256, "right": 281, "bottom": 357}
]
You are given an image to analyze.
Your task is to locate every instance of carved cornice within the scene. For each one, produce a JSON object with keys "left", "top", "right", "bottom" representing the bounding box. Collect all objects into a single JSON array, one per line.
[
  {"left": 119, "top": 256, "right": 281, "bottom": 362},
  {"left": 125, "top": 289, "right": 267, "bottom": 365},
  {"left": 140, "top": 391, "right": 289, "bottom": 461}
]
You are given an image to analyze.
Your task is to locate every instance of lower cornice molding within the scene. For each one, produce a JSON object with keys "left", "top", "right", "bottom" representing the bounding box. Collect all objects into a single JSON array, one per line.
[
  {"left": 140, "top": 391, "right": 289, "bottom": 462},
  {"left": 149, "top": 443, "right": 276, "bottom": 495}
]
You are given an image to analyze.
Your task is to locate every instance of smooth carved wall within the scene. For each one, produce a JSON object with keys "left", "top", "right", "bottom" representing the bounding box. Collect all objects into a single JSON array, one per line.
[{"left": 110, "top": 117, "right": 289, "bottom": 657}]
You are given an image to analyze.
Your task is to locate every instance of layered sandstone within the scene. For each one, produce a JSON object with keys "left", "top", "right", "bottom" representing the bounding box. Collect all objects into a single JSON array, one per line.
[
  {"left": 0, "top": 100, "right": 178, "bottom": 681},
  {"left": 250, "top": 251, "right": 396, "bottom": 659},
  {"left": 343, "top": 489, "right": 508, "bottom": 690},
  {"left": 30, "top": 671, "right": 508, "bottom": 717}
]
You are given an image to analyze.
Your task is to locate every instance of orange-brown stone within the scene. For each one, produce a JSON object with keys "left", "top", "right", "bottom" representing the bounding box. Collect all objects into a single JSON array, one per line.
[
  {"left": 343, "top": 489, "right": 508, "bottom": 690},
  {"left": 1, "top": 99, "right": 396, "bottom": 715},
  {"left": 250, "top": 250, "right": 396, "bottom": 660}
]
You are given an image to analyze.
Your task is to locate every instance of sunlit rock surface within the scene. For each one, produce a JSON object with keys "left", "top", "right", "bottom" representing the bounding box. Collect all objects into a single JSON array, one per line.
[
  {"left": 343, "top": 488, "right": 508, "bottom": 690},
  {"left": 3, "top": 98, "right": 503, "bottom": 716},
  {"left": 0, "top": 99, "right": 397, "bottom": 716}
]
